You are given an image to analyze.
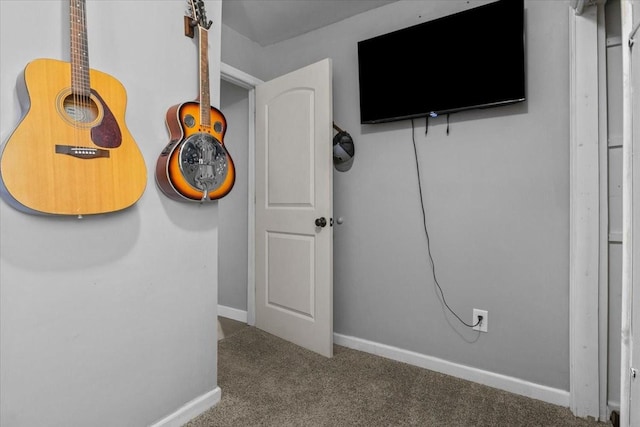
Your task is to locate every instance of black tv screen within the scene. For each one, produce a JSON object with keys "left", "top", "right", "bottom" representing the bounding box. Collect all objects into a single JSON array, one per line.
[{"left": 357, "top": 0, "right": 525, "bottom": 124}]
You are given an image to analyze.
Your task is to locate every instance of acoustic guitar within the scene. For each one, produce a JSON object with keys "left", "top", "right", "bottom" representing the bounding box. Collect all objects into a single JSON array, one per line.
[
  {"left": 155, "top": 0, "right": 235, "bottom": 202},
  {"left": 0, "top": 0, "right": 147, "bottom": 216}
]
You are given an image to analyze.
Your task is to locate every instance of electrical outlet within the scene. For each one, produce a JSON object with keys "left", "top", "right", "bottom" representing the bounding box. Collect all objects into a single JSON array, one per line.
[{"left": 473, "top": 309, "right": 488, "bottom": 332}]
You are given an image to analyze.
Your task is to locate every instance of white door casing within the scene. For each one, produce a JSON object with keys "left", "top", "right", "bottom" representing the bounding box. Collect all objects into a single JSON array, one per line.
[
  {"left": 221, "top": 63, "right": 263, "bottom": 327},
  {"left": 254, "top": 58, "right": 333, "bottom": 357},
  {"left": 569, "top": 3, "right": 604, "bottom": 418},
  {"left": 620, "top": 1, "right": 639, "bottom": 425}
]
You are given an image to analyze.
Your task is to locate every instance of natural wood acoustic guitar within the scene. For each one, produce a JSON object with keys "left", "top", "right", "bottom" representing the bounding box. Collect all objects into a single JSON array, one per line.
[
  {"left": 0, "top": 0, "right": 147, "bottom": 216},
  {"left": 155, "top": 0, "right": 235, "bottom": 202}
]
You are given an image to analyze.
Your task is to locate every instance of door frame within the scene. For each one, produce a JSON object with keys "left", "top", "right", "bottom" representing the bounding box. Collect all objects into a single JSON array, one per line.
[
  {"left": 220, "top": 62, "right": 263, "bottom": 327},
  {"left": 568, "top": 3, "right": 608, "bottom": 419},
  {"left": 619, "top": 1, "right": 638, "bottom": 425}
]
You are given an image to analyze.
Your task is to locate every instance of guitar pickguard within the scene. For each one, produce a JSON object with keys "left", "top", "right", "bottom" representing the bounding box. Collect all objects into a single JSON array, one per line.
[{"left": 89, "top": 90, "right": 122, "bottom": 149}]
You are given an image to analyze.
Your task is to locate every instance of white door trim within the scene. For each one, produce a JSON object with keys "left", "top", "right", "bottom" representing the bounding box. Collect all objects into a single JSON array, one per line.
[
  {"left": 568, "top": 3, "right": 605, "bottom": 420},
  {"left": 596, "top": 3, "right": 610, "bottom": 420},
  {"left": 220, "top": 62, "right": 263, "bottom": 326},
  {"left": 619, "top": 1, "right": 637, "bottom": 425}
]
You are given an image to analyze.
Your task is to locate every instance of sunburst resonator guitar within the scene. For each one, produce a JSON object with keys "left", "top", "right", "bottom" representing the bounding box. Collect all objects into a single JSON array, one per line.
[
  {"left": 155, "top": 0, "right": 235, "bottom": 202},
  {"left": 0, "top": 0, "right": 147, "bottom": 216}
]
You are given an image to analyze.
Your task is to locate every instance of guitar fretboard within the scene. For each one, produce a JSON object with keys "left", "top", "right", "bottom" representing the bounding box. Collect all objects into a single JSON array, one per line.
[
  {"left": 70, "top": 0, "right": 91, "bottom": 97},
  {"left": 198, "top": 26, "right": 211, "bottom": 128}
]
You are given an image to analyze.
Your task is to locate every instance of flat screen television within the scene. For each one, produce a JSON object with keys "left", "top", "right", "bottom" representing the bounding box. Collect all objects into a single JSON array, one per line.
[{"left": 357, "top": 0, "right": 525, "bottom": 124}]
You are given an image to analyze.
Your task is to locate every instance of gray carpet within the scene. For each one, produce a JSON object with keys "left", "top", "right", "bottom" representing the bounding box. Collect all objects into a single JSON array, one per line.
[{"left": 187, "top": 325, "right": 608, "bottom": 427}]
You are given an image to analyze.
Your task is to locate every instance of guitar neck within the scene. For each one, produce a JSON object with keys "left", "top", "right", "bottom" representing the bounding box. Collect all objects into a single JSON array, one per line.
[
  {"left": 69, "top": 0, "right": 91, "bottom": 97},
  {"left": 198, "top": 26, "right": 211, "bottom": 128}
]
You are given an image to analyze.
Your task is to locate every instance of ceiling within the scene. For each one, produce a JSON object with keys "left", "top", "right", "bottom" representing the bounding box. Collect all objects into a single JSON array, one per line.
[{"left": 221, "top": 0, "right": 399, "bottom": 47}]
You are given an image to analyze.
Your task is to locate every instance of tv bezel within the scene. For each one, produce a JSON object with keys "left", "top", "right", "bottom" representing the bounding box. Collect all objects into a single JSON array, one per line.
[{"left": 357, "top": 0, "right": 525, "bottom": 124}]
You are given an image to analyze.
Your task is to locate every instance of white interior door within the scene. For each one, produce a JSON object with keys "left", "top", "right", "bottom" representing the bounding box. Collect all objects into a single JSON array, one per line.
[{"left": 254, "top": 58, "right": 333, "bottom": 357}]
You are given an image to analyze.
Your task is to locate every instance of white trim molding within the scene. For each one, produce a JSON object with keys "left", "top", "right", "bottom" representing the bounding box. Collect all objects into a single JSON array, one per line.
[
  {"left": 568, "top": 3, "right": 606, "bottom": 420},
  {"left": 334, "top": 333, "right": 570, "bottom": 407},
  {"left": 148, "top": 388, "right": 221, "bottom": 427},
  {"left": 218, "top": 305, "right": 248, "bottom": 323},
  {"left": 221, "top": 62, "right": 263, "bottom": 89},
  {"left": 596, "top": 3, "right": 610, "bottom": 421},
  {"left": 619, "top": 1, "right": 638, "bottom": 426},
  {"left": 570, "top": 0, "right": 606, "bottom": 16}
]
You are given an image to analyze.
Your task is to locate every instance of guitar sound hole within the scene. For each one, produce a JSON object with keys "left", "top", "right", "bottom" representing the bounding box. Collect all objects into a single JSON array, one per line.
[
  {"left": 184, "top": 114, "right": 196, "bottom": 128},
  {"left": 62, "top": 94, "right": 99, "bottom": 124}
]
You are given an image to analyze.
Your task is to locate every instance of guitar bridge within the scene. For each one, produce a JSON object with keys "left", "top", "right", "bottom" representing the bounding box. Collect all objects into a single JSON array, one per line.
[{"left": 55, "top": 145, "right": 110, "bottom": 159}]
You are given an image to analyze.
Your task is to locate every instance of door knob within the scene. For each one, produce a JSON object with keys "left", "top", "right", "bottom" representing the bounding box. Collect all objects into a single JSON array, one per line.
[{"left": 315, "top": 217, "right": 327, "bottom": 227}]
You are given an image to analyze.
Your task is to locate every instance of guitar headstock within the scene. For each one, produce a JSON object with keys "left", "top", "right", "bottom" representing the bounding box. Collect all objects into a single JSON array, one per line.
[{"left": 187, "top": 0, "right": 212, "bottom": 30}]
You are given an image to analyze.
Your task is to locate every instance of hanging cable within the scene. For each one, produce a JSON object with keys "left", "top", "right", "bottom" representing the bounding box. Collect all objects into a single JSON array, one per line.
[{"left": 411, "top": 118, "right": 480, "bottom": 329}]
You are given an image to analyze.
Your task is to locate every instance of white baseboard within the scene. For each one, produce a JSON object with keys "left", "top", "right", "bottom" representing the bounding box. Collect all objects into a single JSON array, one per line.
[
  {"left": 333, "top": 333, "right": 570, "bottom": 408},
  {"left": 218, "top": 305, "right": 248, "bottom": 323},
  {"left": 608, "top": 400, "right": 620, "bottom": 413},
  {"left": 149, "top": 387, "right": 221, "bottom": 427}
]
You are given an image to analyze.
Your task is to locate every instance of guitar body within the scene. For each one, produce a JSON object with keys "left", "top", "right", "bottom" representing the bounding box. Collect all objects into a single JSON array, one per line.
[
  {"left": 156, "top": 101, "right": 235, "bottom": 201},
  {"left": 0, "top": 58, "right": 147, "bottom": 215}
]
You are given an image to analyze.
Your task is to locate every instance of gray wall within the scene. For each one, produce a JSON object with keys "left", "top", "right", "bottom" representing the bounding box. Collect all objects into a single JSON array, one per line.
[
  {"left": 221, "top": 25, "right": 264, "bottom": 79},
  {"left": 0, "top": 1, "right": 223, "bottom": 426},
  {"left": 222, "top": 0, "right": 573, "bottom": 391}
]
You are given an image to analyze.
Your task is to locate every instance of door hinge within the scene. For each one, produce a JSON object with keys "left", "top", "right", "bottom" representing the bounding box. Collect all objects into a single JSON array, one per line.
[{"left": 632, "top": 368, "right": 638, "bottom": 380}]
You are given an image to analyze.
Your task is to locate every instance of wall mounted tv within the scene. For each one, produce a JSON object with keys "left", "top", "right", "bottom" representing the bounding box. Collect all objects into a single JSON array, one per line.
[{"left": 357, "top": 0, "right": 525, "bottom": 124}]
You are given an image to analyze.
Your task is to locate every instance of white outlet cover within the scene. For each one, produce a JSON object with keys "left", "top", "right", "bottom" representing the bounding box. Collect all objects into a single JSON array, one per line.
[{"left": 473, "top": 309, "right": 488, "bottom": 332}]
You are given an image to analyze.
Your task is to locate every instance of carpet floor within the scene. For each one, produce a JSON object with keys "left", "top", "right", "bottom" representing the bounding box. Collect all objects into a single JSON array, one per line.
[{"left": 187, "top": 323, "right": 609, "bottom": 427}]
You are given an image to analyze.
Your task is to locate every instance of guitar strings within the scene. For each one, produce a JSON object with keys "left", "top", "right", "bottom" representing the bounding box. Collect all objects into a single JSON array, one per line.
[
  {"left": 71, "top": 0, "right": 80, "bottom": 147},
  {"left": 79, "top": 0, "right": 88, "bottom": 127},
  {"left": 74, "top": 0, "right": 79, "bottom": 147}
]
